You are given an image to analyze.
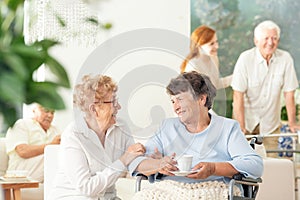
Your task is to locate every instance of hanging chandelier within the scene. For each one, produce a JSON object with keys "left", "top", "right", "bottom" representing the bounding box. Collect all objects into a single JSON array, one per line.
[{"left": 24, "top": 0, "right": 109, "bottom": 46}]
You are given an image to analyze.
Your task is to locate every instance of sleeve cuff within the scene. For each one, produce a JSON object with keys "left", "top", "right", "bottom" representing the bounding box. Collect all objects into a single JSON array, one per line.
[
  {"left": 127, "top": 156, "right": 147, "bottom": 176},
  {"left": 97, "top": 159, "right": 127, "bottom": 176}
]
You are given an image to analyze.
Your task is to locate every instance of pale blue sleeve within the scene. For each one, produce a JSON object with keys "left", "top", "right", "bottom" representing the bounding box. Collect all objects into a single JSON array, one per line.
[
  {"left": 227, "top": 122, "right": 263, "bottom": 178},
  {"left": 128, "top": 122, "right": 165, "bottom": 175}
]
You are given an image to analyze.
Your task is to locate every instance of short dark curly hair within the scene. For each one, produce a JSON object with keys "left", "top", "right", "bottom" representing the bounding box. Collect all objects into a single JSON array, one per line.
[{"left": 166, "top": 71, "right": 216, "bottom": 109}]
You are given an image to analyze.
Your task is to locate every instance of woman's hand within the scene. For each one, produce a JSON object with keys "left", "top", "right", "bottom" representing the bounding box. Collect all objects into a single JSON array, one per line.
[
  {"left": 127, "top": 142, "right": 146, "bottom": 154},
  {"left": 120, "top": 143, "right": 145, "bottom": 166},
  {"left": 157, "top": 153, "right": 178, "bottom": 176},
  {"left": 148, "top": 147, "right": 163, "bottom": 159},
  {"left": 187, "top": 162, "right": 216, "bottom": 179}
]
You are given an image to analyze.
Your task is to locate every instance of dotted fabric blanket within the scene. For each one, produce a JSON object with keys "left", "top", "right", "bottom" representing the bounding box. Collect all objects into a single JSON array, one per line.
[{"left": 133, "top": 180, "right": 242, "bottom": 200}]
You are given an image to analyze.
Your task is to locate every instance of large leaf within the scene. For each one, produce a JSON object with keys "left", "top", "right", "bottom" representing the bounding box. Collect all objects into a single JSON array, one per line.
[
  {"left": 1, "top": 10, "right": 15, "bottom": 32},
  {"left": 0, "top": 1, "right": 71, "bottom": 131},
  {"left": 0, "top": 72, "right": 25, "bottom": 103},
  {"left": 10, "top": 44, "right": 45, "bottom": 73},
  {"left": 0, "top": 32, "right": 13, "bottom": 47},
  {"left": 0, "top": 101, "right": 18, "bottom": 128},
  {"left": 26, "top": 82, "right": 66, "bottom": 110},
  {"left": 11, "top": 43, "right": 45, "bottom": 58},
  {"left": 3, "top": 51, "right": 29, "bottom": 80},
  {"left": 35, "top": 39, "right": 60, "bottom": 50},
  {"left": 45, "top": 57, "right": 70, "bottom": 88},
  {"left": 5, "top": 0, "right": 23, "bottom": 12}
]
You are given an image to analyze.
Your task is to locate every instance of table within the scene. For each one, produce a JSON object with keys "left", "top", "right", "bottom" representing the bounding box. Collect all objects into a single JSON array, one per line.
[{"left": 0, "top": 180, "right": 39, "bottom": 200}]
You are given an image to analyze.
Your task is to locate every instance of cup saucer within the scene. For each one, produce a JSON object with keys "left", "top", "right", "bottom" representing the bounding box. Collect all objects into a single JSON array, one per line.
[{"left": 170, "top": 169, "right": 200, "bottom": 176}]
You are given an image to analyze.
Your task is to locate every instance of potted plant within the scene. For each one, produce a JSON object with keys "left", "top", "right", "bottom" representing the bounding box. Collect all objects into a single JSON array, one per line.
[{"left": 0, "top": 0, "right": 70, "bottom": 130}]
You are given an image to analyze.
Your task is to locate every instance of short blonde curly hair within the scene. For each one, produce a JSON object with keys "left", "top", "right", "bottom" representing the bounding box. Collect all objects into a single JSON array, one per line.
[{"left": 73, "top": 74, "right": 118, "bottom": 113}]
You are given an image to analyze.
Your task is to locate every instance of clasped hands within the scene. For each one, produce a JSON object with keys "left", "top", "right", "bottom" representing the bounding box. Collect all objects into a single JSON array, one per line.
[
  {"left": 149, "top": 148, "right": 216, "bottom": 179},
  {"left": 120, "top": 143, "right": 146, "bottom": 166}
]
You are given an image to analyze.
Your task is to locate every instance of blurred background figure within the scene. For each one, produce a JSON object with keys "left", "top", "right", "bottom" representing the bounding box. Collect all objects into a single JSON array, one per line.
[
  {"left": 231, "top": 20, "right": 300, "bottom": 157},
  {"left": 6, "top": 103, "right": 61, "bottom": 200},
  {"left": 5, "top": 103, "right": 61, "bottom": 182},
  {"left": 180, "top": 25, "right": 232, "bottom": 89}
]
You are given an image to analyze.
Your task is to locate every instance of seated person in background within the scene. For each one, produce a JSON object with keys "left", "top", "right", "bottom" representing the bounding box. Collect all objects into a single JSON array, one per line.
[
  {"left": 5, "top": 103, "right": 61, "bottom": 182},
  {"left": 49, "top": 74, "right": 145, "bottom": 200},
  {"left": 129, "top": 71, "right": 263, "bottom": 199}
]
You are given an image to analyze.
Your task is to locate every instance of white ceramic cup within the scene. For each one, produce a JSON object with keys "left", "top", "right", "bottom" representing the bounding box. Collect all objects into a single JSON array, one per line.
[{"left": 177, "top": 155, "right": 193, "bottom": 171}]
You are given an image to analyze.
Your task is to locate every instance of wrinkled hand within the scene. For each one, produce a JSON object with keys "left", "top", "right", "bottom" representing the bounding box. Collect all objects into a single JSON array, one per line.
[
  {"left": 289, "top": 124, "right": 300, "bottom": 133},
  {"left": 120, "top": 143, "right": 145, "bottom": 166},
  {"left": 50, "top": 135, "right": 61, "bottom": 145},
  {"left": 148, "top": 147, "right": 163, "bottom": 159},
  {"left": 241, "top": 128, "right": 251, "bottom": 135},
  {"left": 187, "top": 162, "right": 215, "bottom": 179},
  {"left": 157, "top": 153, "right": 178, "bottom": 176},
  {"left": 127, "top": 143, "right": 146, "bottom": 154}
]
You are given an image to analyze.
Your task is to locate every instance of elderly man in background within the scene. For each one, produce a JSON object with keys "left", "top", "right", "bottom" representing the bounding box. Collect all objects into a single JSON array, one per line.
[
  {"left": 5, "top": 103, "right": 61, "bottom": 182},
  {"left": 231, "top": 20, "right": 300, "bottom": 156}
]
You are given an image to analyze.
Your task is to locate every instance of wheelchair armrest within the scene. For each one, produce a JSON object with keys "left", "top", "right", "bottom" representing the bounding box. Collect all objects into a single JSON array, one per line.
[
  {"left": 229, "top": 173, "right": 262, "bottom": 200},
  {"left": 232, "top": 173, "right": 262, "bottom": 183},
  {"left": 135, "top": 174, "right": 148, "bottom": 192},
  {"left": 249, "top": 136, "right": 263, "bottom": 149}
]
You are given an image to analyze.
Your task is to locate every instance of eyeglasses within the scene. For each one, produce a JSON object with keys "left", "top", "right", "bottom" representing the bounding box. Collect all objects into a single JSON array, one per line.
[{"left": 94, "top": 98, "right": 119, "bottom": 107}]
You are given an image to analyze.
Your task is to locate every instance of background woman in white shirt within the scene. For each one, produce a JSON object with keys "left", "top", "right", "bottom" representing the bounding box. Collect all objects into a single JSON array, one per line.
[{"left": 181, "top": 25, "right": 232, "bottom": 89}]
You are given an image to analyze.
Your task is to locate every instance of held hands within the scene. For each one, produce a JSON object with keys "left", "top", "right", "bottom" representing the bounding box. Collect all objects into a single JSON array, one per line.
[
  {"left": 187, "top": 162, "right": 216, "bottom": 179},
  {"left": 157, "top": 153, "right": 178, "bottom": 176},
  {"left": 147, "top": 149, "right": 217, "bottom": 178},
  {"left": 148, "top": 147, "right": 163, "bottom": 159},
  {"left": 120, "top": 143, "right": 146, "bottom": 166},
  {"left": 127, "top": 142, "right": 146, "bottom": 154}
]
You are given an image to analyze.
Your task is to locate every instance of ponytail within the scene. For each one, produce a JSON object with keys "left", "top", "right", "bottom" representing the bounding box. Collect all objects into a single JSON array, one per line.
[{"left": 180, "top": 48, "right": 198, "bottom": 73}]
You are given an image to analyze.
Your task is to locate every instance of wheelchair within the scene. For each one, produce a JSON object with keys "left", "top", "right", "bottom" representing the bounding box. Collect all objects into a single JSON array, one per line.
[{"left": 135, "top": 137, "right": 262, "bottom": 200}]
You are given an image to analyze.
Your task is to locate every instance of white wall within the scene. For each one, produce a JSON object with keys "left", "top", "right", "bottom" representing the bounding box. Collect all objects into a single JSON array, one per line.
[{"left": 48, "top": 0, "right": 190, "bottom": 141}]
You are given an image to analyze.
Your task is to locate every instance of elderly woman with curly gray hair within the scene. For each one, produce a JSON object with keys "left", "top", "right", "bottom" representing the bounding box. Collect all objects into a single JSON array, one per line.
[{"left": 49, "top": 74, "right": 145, "bottom": 200}]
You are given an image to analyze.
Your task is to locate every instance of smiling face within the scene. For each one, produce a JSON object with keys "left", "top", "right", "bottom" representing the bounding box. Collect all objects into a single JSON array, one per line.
[
  {"left": 254, "top": 28, "right": 279, "bottom": 60},
  {"left": 200, "top": 33, "right": 219, "bottom": 56},
  {"left": 170, "top": 91, "right": 200, "bottom": 124},
  {"left": 33, "top": 105, "right": 54, "bottom": 131},
  {"left": 93, "top": 92, "right": 121, "bottom": 128}
]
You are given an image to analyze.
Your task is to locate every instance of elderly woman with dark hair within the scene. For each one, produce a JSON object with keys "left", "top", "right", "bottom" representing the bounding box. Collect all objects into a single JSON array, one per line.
[
  {"left": 129, "top": 71, "right": 263, "bottom": 199},
  {"left": 49, "top": 74, "right": 145, "bottom": 200}
]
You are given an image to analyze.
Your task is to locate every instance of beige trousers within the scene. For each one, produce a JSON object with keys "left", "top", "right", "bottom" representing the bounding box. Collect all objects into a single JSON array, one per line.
[{"left": 7, "top": 154, "right": 44, "bottom": 182}]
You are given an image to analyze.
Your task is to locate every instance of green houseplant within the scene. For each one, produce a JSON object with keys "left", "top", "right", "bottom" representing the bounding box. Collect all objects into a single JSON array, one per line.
[
  {"left": 0, "top": 0, "right": 70, "bottom": 129},
  {"left": 281, "top": 93, "right": 300, "bottom": 122}
]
